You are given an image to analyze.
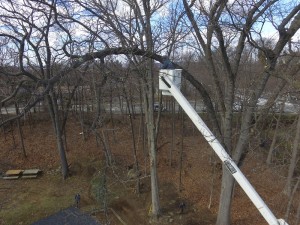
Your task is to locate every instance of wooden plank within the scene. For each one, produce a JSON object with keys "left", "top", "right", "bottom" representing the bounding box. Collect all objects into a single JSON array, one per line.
[
  {"left": 5, "top": 170, "right": 23, "bottom": 176},
  {"left": 2, "top": 176, "right": 20, "bottom": 180},
  {"left": 22, "top": 169, "right": 41, "bottom": 175},
  {"left": 21, "top": 175, "right": 38, "bottom": 179}
]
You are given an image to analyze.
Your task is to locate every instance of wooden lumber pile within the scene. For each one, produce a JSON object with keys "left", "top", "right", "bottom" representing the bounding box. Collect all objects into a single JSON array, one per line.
[
  {"left": 2, "top": 170, "right": 23, "bottom": 180},
  {"left": 2, "top": 169, "right": 42, "bottom": 180}
]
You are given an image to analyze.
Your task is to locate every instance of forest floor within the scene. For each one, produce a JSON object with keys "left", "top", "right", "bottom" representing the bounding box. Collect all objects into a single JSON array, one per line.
[{"left": 0, "top": 113, "right": 297, "bottom": 225}]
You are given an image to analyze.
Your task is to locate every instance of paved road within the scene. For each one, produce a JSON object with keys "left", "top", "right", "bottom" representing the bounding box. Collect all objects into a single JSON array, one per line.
[{"left": 2, "top": 98, "right": 300, "bottom": 115}]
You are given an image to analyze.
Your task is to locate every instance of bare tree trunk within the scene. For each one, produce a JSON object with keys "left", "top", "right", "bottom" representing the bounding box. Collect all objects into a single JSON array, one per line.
[
  {"left": 93, "top": 129, "right": 110, "bottom": 223},
  {"left": 91, "top": 68, "right": 107, "bottom": 130},
  {"left": 109, "top": 79, "right": 116, "bottom": 142},
  {"left": 102, "top": 165, "right": 109, "bottom": 224},
  {"left": 295, "top": 195, "right": 300, "bottom": 225},
  {"left": 77, "top": 87, "right": 87, "bottom": 140},
  {"left": 47, "top": 91, "right": 69, "bottom": 179},
  {"left": 266, "top": 98, "right": 286, "bottom": 164},
  {"left": 142, "top": 0, "right": 160, "bottom": 218},
  {"left": 141, "top": 65, "right": 160, "bottom": 218},
  {"left": 138, "top": 80, "right": 147, "bottom": 176},
  {"left": 284, "top": 113, "right": 300, "bottom": 196},
  {"left": 179, "top": 108, "right": 184, "bottom": 192},
  {"left": 170, "top": 98, "right": 175, "bottom": 166},
  {"left": 10, "top": 120, "right": 16, "bottom": 149},
  {"left": 123, "top": 83, "right": 140, "bottom": 193},
  {"left": 285, "top": 177, "right": 299, "bottom": 222},
  {"left": 208, "top": 160, "right": 217, "bottom": 209},
  {"left": 155, "top": 91, "right": 163, "bottom": 147},
  {"left": 118, "top": 90, "right": 125, "bottom": 117},
  {"left": 129, "top": 83, "right": 136, "bottom": 119},
  {"left": 193, "top": 89, "right": 197, "bottom": 136},
  {"left": 142, "top": 77, "right": 160, "bottom": 218},
  {"left": 55, "top": 121, "right": 69, "bottom": 179},
  {"left": 27, "top": 110, "right": 34, "bottom": 131},
  {"left": 216, "top": 168, "right": 235, "bottom": 225},
  {"left": 101, "top": 130, "right": 112, "bottom": 166},
  {"left": 266, "top": 115, "right": 280, "bottom": 164},
  {"left": 4, "top": 107, "right": 16, "bottom": 147},
  {"left": 15, "top": 102, "right": 26, "bottom": 158},
  {"left": 0, "top": 110, "right": 7, "bottom": 141},
  {"left": 142, "top": 114, "right": 147, "bottom": 176}
]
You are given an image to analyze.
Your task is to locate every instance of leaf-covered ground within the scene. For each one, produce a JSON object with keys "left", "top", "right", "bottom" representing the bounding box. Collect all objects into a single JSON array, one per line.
[{"left": 0, "top": 113, "right": 294, "bottom": 225}]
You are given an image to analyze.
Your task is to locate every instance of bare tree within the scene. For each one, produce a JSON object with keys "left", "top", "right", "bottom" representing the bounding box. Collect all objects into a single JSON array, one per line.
[
  {"left": 284, "top": 113, "right": 300, "bottom": 196},
  {"left": 0, "top": 0, "right": 79, "bottom": 178},
  {"left": 14, "top": 102, "right": 26, "bottom": 157},
  {"left": 285, "top": 177, "right": 300, "bottom": 223},
  {"left": 180, "top": 1, "right": 300, "bottom": 224},
  {"left": 266, "top": 97, "right": 286, "bottom": 165}
]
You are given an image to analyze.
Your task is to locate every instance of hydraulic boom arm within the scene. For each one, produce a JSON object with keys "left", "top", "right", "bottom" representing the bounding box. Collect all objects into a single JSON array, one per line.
[{"left": 159, "top": 73, "right": 288, "bottom": 225}]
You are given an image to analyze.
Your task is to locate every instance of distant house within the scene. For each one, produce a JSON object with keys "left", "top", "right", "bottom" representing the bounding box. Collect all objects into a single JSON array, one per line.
[{"left": 31, "top": 207, "right": 101, "bottom": 225}]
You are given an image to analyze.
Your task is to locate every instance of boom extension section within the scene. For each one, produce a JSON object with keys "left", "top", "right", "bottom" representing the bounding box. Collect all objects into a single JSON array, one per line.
[{"left": 159, "top": 71, "right": 288, "bottom": 225}]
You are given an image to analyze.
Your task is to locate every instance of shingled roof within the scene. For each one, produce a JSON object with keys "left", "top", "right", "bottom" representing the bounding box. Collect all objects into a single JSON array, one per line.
[{"left": 31, "top": 207, "right": 101, "bottom": 225}]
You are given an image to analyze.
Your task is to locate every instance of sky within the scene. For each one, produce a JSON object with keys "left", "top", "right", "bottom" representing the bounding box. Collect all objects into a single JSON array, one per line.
[{"left": 0, "top": 0, "right": 300, "bottom": 64}]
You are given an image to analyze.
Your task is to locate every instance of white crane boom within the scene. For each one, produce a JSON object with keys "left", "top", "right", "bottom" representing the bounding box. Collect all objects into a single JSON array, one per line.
[{"left": 159, "top": 71, "right": 288, "bottom": 225}]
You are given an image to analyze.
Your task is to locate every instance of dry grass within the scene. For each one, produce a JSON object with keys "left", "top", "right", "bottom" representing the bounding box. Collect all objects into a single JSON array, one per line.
[{"left": 0, "top": 163, "right": 102, "bottom": 225}]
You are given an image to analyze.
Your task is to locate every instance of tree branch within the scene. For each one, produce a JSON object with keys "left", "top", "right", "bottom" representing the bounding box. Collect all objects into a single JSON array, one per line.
[{"left": 1, "top": 80, "right": 26, "bottom": 107}]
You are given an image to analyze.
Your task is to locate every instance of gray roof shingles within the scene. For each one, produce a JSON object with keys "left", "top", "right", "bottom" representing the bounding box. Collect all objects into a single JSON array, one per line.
[{"left": 31, "top": 207, "right": 101, "bottom": 225}]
